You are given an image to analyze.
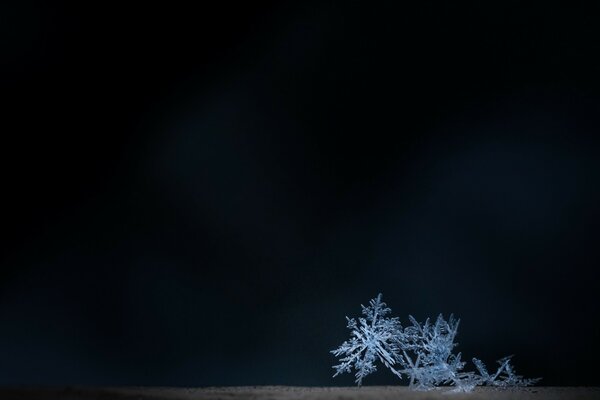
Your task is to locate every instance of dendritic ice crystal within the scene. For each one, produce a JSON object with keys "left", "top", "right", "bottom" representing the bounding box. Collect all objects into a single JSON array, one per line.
[
  {"left": 331, "top": 294, "right": 404, "bottom": 385},
  {"left": 331, "top": 294, "right": 541, "bottom": 392}
]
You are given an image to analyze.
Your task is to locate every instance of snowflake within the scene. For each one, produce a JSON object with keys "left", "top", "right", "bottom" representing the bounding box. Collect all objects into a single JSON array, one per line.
[
  {"left": 331, "top": 294, "right": 540, "bottom": 392},
  {"left": 473, "top": 356, "right": 542, "bottom": 388},
  {"left": 330, "top": 294, "right": 404, "bottom": 385},
  {"left": 400, "top": 314, "right": 479, "bottom": 392}
]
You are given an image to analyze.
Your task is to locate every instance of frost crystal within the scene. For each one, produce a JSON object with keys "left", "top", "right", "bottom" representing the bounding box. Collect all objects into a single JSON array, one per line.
[
  {"left": 473, "top": 356, "right": 542, "bottom": 388},
  {"left": 330, "top": 294, "right": 403, "bottom": 385},
  {"left": 400, "top": 314, "right": 479, "bottom": 392},
  {"left": 331, "top": 294, "right": 540, "bottom": 392}
]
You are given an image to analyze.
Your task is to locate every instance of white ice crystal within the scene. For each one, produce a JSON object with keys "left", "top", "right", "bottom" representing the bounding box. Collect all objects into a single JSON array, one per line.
[
  {"left": 330, "top": 294, "right": 404, "bottom": 385},
  {"left": 331, "top": 294, "right": 540, "bottom": 392},
  {"left": 399, "top": 314, "right": 479, "bottom": 392},
  {"left": 472, "top": 355, "right": 541, "bottom": 388}
]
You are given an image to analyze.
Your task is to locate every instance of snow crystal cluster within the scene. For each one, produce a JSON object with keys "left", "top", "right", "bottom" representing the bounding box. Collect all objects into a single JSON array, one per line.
[{"left": 331, "top": 294, "right": 540, "bottom": 392}]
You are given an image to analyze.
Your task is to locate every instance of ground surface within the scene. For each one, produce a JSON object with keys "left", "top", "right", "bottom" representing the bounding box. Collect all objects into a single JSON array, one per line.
[{"left": 0, "top": 386, "right": 597, "bottom": 400}]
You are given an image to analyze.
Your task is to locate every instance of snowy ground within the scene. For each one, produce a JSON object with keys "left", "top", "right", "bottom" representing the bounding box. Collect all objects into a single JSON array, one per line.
[{"left": 0, "top": 386, "right": 598, "bottom": 400}]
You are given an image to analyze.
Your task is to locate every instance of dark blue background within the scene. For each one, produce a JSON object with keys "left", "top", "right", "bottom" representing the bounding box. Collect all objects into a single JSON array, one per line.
[{"left": 1, "top": 1, "right": 599, "bottom": 386}]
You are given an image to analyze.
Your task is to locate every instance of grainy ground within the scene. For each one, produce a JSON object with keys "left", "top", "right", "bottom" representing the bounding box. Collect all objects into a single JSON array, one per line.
[{"left": 0, "top": 386, "right": 597, "bottom": 400}]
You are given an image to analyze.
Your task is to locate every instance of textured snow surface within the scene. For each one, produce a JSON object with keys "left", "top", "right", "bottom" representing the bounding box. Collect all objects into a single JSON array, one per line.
[{"left": 0, "top": 386, "right": 596, "bottom": 400}]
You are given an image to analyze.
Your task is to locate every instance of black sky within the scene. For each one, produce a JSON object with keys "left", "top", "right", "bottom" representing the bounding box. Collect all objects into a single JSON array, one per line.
[{"left": 1, "top": 1, "right": 600, "bottom": 387}]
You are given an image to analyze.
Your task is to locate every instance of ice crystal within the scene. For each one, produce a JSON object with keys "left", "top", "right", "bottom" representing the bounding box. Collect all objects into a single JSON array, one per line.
[
  {"left": 330, "top": 294, "right": 403, "bottom": 385},
  {"left": 400, "top": 314, "right": 479, "bottom": 392},
  {"left": 473, "top": 356, "right": 541, "bottom": 388},
  {"left": 331, "top": 294, "right": 540, "bottom": 392}
]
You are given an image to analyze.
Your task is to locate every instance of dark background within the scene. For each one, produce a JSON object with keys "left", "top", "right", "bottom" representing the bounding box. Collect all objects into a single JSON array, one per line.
[{"left": 1, "top": 1, "right": 599, "bottom": 387}]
